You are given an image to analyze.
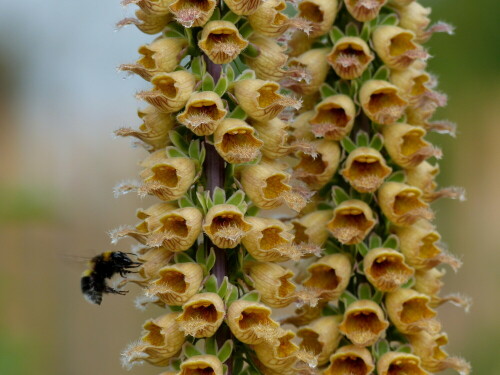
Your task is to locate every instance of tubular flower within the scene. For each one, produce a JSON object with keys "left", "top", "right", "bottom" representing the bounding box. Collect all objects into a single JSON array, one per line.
[
  {"left": 127, "top": 247, "right": 174, "bottom": 287},
  {"left": 323, "top": 345, "right": 375, "bottom": 375},
  {"left": 327, "top": 37, "right": 374, "bottom": 80},
  {"left": 117, "top": 10, "right": 172, "bottom": 35},
  {"left": 247, "top": 0, "right": 291, "bottom": 37},
  {"left": 226, "top": 300, "right": 283, "bottom": 345},
  {"left": 386, "top": 288, "right": 441, "bottom": 334},
  {"left": 253, "top": 330, "right": 299, "bottom": 371},
  {"left": 372, "top": 25, "right": 429, "bottom": 70},
  {"left": 234, "top": 79, "right": 301, "bottom": 122},
  {"left": 297, "top": 315, "right": 341, "bottom": 366},
  {"left": 364, "top": 247, "right": 414, "bottom": 292},
  {"left": 240, "top": 161, "right": 311, "bottom": 212},
  {"left": 341, "top": 147, "right": 392, "bottom": 193},
  {"left": 224, "top": 0, "right": 262, "bottom": 15},
  {"left": 247, "top": 261, "right": 297, "bottom": 308},
  {"left": 139, "top": 150, "right": 196, "bottom": 201},
  {"left": 203, "top": 204, "right": 252, "bottom": 248},
  {"left": 285, "top": 48, "right": 331, "bottom": 95},
  {"left": 177, "top": 91, "right": 227, "bottom": 136},
  {"left": 378, "top": 182, "right": 434, "bottom": 226},
  {"left": 360, "top": 79, "right": 408, "bottom": 124},
  {"left": 244, "top": 35, "right": 290, "bottom": 82},
  {"left": 339, "top": 299, "right": 390, "bottom": 347},
  {"left": 414, "top": 268, "right": 470, "bottom": 309},
  {"left": 198, "top": 20, "right": 248, "bottom": 64},
  {"left": 176, "top": 292, "right": 225, "bottom": 337},
  {"left": 291, "top": 210, "right": 332, "bottom": 249},
  {"left": 147, "top": 262, "right": 204, "bottom": 305},
  {"left": 389, "top": 67, "right": 445, "bottom": 107},
  {"left": 327, "top": 199, "right": 376, "bottom": 245},
  {"left": 345, "top": 0, "right": 387, "bottom": 22},
  {"left": 382, "top": 122, "right": 441, "bottom": 168},
  {"left": 123, "top": 0, "right": 174, "bottom": 16},
  {"left": 310, "top": 94, "right": 356, "bottom": 140},
  {"left": 297, "top": 0, "right": 338, "bottom": 37},
  {"left": 377, "top": 351, "right": 429, "bottom": 375},
  {"left": 169, "top": 0, "right": 217, "bottom": 28},
  {"left": 178, "top": 355, "right": 224, "bottom": 375},
  {"left": 214, "top": 118, "right": 264, "bottom": 164}
]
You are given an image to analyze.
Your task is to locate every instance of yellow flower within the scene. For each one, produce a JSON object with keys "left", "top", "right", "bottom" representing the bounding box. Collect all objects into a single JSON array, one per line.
[
  {"left": 360, "top": 79, "right": 408, "bottom": 124},
  {"left": 310, "top": 94, "right": 356, "bottom": 140},
  {"left": 117, "top": 10, "right": 172, "bottom": 35},
  {"left": 127, "top": 247, "right": 174, "bottom": 287},
  {"left": 291, "top": 210, "right": 332, "bottom": 248},
  {"left": 203, "top": 204, "right": 253, "bottom": 248},
  {"left": 345, "top": 0, "right": 387, "bottom": 22},
  {"left": 214, "top": 118, "right": 264, "bottom": 164},
  {"left": 123, "top": 0, "right": 174, "bottom": 16},
  {"left": 327, "top": 199, "right": 376, "bottom": 245},
  {"left": 169, "top": 0, "right": 217, "bottom": 28},
  {"left": 253, "top": 330, "right": 299, "bottom": 371},
  {"left": 248, "top": 0, "right": 290, "bottom": 37},
  {"left": 377, "top": 351, "right": 429, "bottom": 375},
  {"left": 285, "top": 48, "right": 330, "bottom": 95},
  {"left": 297, "top": 315, "right": 341, "bottom": 366},
  {"left": 244, "top": 35, "right": 290, "bottom": 82},
  {"left": 177, "top": 91, "right": 227, "bottom": 136},
  {"left": 378, "top": 182, "right": 434, "bottom": 226},
  {"left": 327, "top": 36, "right": 374, "bottom": 80},
  {"left": 297, "top": 0, "right": 339, "bottom": 37},
  {"left": 323, "top": 345, "right": 375, "bottom": 375},
  {"left": 178, "top": 355, "right": 224, "bottom": 375},
  {"left": 198, "top": 21, "right": 248, "bottom": 64},
  {"left": 364, "top": 247, "right": 414, "bottom": 292},
  {"left": 224, "top": 0, "right": 262, "bottom": 15},
  {"left": 175, "top": 292, "right": 225, "bottom": 337}
]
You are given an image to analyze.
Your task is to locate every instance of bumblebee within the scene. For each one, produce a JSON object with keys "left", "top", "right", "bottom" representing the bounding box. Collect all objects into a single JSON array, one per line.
[{"left": 81, "top": 251, "right": 141, "bottom": 305}]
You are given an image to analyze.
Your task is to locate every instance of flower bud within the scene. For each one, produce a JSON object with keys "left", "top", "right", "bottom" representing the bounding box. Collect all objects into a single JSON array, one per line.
[
  {"left": 169, "top": 0, "right": 216, "bottom": 28},
  {"left": 364, "top": 248, "right": 414, "bottom": 292},
  {"left": 292, "top": 210, "right": 332, "bottom": 248},
  {"left": 242, "top": 217, "right": 296, "bottom": 262},
  {"left": 115, "top": 106, "right": 175, "bottom": 151},
  {"left": 179, "top": 355, "right": 224, "bottom": 375},
  {"left": 203, "top": 204, "right": 252, "bottom": 248},
  {"left": 224, "top": 0, "right": 262, "bottom": 15},
  {"left": 139, "top": 150, "right": 196, "bottom": 201},
  {"left": 253, "top": 330, "right": 299, "bottom": 371},
  {"left": 214, "top": 118, "right": 264, "bottom": 164},
  {"left": 339, "top": 299, "right": 389, "bottom": 346},
  {"left": 285, "top": 48, "right": 330, "bottom": 95},
  {"left": 138, "top": 71, "right": 196, "bottom": 113},
  {"left": 293, "top": 139, "right": 341, "bottom": 190},
  {"left": 407, "top": 331, "right": 471, "bottom": 374},
  {"left": 247, "top": 261, "right": 297, "bottom": 308},
  {"left": 198, "top": 20, "right": 248, "bottom": 64},
  {"left": 244, "top": 35, "right": 289, "bottom": 81},
  {"left": 394, "top": 219, "right": 462, "bottom": 270},
  {"left": 377, "top": 351, "right": 429, "bottom": 375},
  {"left": 360, "top": 79, "right": 408, "bottom": 124},
  {"left": 240, "top": 161, "right": 310, "bottom": 212},
  {"left": 177, "top": 91, "right": 227, "bottom": 136},
  {"left": 147, "top": 207, "right": 203, "bottom": 251},
  {"left": 147, "top": 262, "right": 204, "bottom": 305},
  {"left": 117, "top": 10, "right": 172, "bottom": 35},
  {"left": 341, "top": 147, "right": 392, "bottom": 193},
  {"left": 297, "top": 315, "right": 341, "bottom": 366},
  {"left": 393, "top": 2, "right": 434, "bottom": 43},
  {"left": 345, "top": 0, "right": 387, "bottom": 22},
  {"left": 226, "top": 300, "right": 282, "bottom": 345},
  {"left": 327, "top": 36, "right": 374, "bottom": 80},
  {"left": 248, "top": 0, "right": 290, "bottom": 37},
  {"left": 382, "top": 123, "right": 441, "bottom": 168},
  {"left": 176, "top": 292, "right": 225, "bottom": 338},
  {"left": 297, "top": 0, "right": 338, "bottom": 37},
  {"left": 378, "top": 182, "right": 434, "bottom": 226},
  {"left": 302, "top": 253, "right": 352, "bottom": 301},
  {"left": 327, "top": 200, "right": 376, "bottom": 245},
  {"left": 310, "top": 94, "right": 356, "bottom": 140},
  {"left": 121, "top": 312, "right": 185, "bottom": 368},
  {"left": 323, "top": 345, "right": 375, "bottom": 375},
  {"left": 372, "top": 26, "right": 428, "bottom": 70},
  {"left": 234, "top": 79, "right": 301, "bottom": 122},
  {"left": 385, "top": 288, "right": 441, "bottom": 334}
]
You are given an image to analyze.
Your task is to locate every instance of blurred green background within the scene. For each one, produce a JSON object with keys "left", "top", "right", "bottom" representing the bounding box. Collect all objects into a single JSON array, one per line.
[{"left": 0, "top": 0, "right": 498, "bottom": 374}]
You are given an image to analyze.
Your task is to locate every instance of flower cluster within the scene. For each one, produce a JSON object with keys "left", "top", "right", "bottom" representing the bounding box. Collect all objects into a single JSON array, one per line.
[{"left": 94, "top": 0, "right": 471, "bottom": 374}]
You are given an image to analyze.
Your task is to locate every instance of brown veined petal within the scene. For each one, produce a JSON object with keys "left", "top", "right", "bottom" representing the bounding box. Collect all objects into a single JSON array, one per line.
[
  {"left": 214, "top": 118, "right": 264, "bottom": 164},
  {"left": 198, "top": 20, "right": 249, "bottom": 64},
  {"left": 359, "top": 79, "right": 408, "bottom": 125},
  {"left": 364, "top": 248, "right": 414, "bottom": 292},
  {"left": 327, "top": 200, "right": 376, "bottom": 245},
  {"left": 177, "top": 91, "right": 227, "bottom": 136},
  {"left": 327, "top": 36, "right": 374, "bottom": 80}
]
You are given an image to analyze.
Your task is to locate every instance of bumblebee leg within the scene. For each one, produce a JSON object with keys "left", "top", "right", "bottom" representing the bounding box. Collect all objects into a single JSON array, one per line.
[{"left": 105, "top": 286, "right": 128, "bottom": 295}]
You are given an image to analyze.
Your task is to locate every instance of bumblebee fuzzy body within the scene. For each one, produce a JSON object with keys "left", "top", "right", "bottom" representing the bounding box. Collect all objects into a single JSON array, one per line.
[{"left": 81, "top": 251, "right": 141, "bottom": 305}]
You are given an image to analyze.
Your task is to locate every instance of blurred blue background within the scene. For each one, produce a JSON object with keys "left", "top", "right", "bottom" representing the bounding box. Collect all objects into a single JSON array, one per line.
[{"left": 0, "top": 0, "right": 498, "bottom": 374}]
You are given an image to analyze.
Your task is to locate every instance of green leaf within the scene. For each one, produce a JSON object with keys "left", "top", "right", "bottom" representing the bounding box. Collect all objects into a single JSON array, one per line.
[
  {"left": 209, "top": 7, "right": 221, "bottom": 21},
  {"left": 325, "top": 240, "right": 342, "bottom": 255},
  {"left": 169, "top": 305, "right": 183, "bottom": 312},
  {"left": 236, "top": 69, "right": 256, "bottom": 81},
  {"left": 174, "top": 253, "right": 195, "bottom": 264},
  {"left": 317, "top": 202, "right": 333, "bottom": 210},
  {"left": 322, "top": 304, "right": 340, "bottom": 316},
  {"left": 242, "top": 43, "right": 260, "bottom": 58},
  {"left": 360, "top": 22, "right": 371, "bottom": 41},
  {"left": 357, "top": 283, "right": 372, "bottom": 300},
  {"left": 239, "top": 21, "right": 254, "bottom": 39},
  {"left": 226, "top": 284, "right": 239, "bottom": 304},
  {"left": 380, "top": 13, "right": 399, "bottom": 26},
  {"left": 372, "top": 290, "right": 384, "bottom": 304},
  {"left": 206, "top": 247, "right": 216, "bottom": 272},
  {"left": 376, "top": 339, "right": 390, "bottom": 357},
  {"left": 319, "top": 83, "right": 337, "bottom": 99},
  {"left": 346, "top": 23, "right": 359, "bottom": 37},
  {"left": 191, "top": 56, "right": 205, "bottom": 77},
  {"left": 369, "top": 233, "right": 382, "bottom": 249},
  {"left": 183, "top": 342, "right": 202, "bottom": 358},
  {"left": 369, "top": 133, "right": 384, "bottom": 151},
  {"left": 329, "top": 26, "right": 344, "bottom": 44},
  {"left": 164, "top": 29, "right": 185, "bottom": 39},
  {"left": 217, "top": 340, "right": 234, "bottom": 363},
  {"left": 245, "top": 205, "right": 259, "bottom": 217},
  {"left": 226, "top": 64, "right": 235, "bottom": 82},
  {"left": 337, "top": 80, "right": 351, "bottom": 96},
  {"left": 199, "top": 143, "right": 206, "bottom": 165},
  {"left": 217, "top": 276, "right": 229, "bottom": 298},
  {"left": 188, "top": 139, "right": 201, "bottom": 160},
  {"left": 169, "top": 130, "right": 189, "bottom": 153},
  {"left": 196, "top": 244, "right": 206, "bottom": 265},
  {"left": 212, "top": 186, "right": 226, "bottom": 205},
  {"left": 229, "top": 105, "right": 247, "bottom": 120},
  {"left": 397, "top": 345, "right": 412, "bottom": 353},
  {"left": 382, "top": 234, "right": 399, "bottom": 249},
  {"left": 196, "top": 191, "right": 208, "bottom": 213},
  {"left": 205, "top": 274, "right": 218, "bottom": 293},
  {"left": 359, "top": 65, "right": 372, "bottom": 84},
  {"left": 205, "top": 336, "right": 217, "bottom": 355},
  {"left": 171, "top": 358, "right": 182, "bottom": 371},
  {"left": 401, "top": 276, "right": 415, "bottom": 289},
  {"left": 356, "top": 131, "right": 370, "bottom": 147},
  {"left": 222, "top": 10, "right": 240, "bottom": 23},
  {"left": 166, "top": 146, "right": 188, "bottom": 159},
  {"left": 233, "top": 357, "right": 244, "bottom": 374},
  {"left": 356, "top": 242, "right": 370, "bottom": 257},
  {"left": 387, "top": 170, "right": 406, "bottom": 183},
  {"left": 340, "top": 291, "right": 358, "bottom": 307},
  {"left": 179, "top": 196, "right": 194, "bottom": 208},
  {"left": 340, "top": 137, "right": 357, "bottom": 153},
  {"left": 226, "top": 190, "right": 246, "bottom": 207},
  {"left": 237, "top": 201, "right": 248, "bottom": 214},
  {"left": 373, "top": 65, "right": 391, "bottom": 81},
  {"left": 242, "top": 291, "right": 260, "bottom": 302},
  {"left": 332, "top": 186, "right": 350, "bottom": 205},
  {"left": 202, "top": 73, "right": 215, "bottom": 91},
  {"left": 214, "top": 75, "right": 229, "bottom": 96}
]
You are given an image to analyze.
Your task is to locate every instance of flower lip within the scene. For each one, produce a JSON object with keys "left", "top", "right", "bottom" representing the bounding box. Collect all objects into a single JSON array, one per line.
[
  {"left": 214, "top": 118, "right": 263, "bottom": 164},
  {"left": 176, "top": 292, "right": 225, "bottom": 338},
  {"left": 179, "top": 354, "right": 224, "bottom": 375},
  {"left": 199, "top": 20, "right": 248, "bottom": 64},
  {"left": 377, "top": 351, "right": 429, "bottom": 375},
  {"left": 345, "top": 0, "right": 387, "bottom": 22},
  {"left": 177, "top": 91, "right": 227, "bottom": 136},
  {"left": 310, "top": 94, "right": 355, "bottom": 140},
  {"left": 364, "top": 248, "right": 414, "bottom": 292},
  {"left": 327, "top": 200, "right": 376, "bottom": 245},
  {"left": 324, "top": 345, "right": 375, "bottom": 375},
  {"left": 360, "top": 80, "right": 408, "bottom": 125},
  {"left": 203, "top": 204, "right": 252, "bottom": 249},
  {"left": 169, "top": 0, "right": 217, "bottom": 28},
  {"left": 327, "top": 37, "right": 374, "bottom": 79}
]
